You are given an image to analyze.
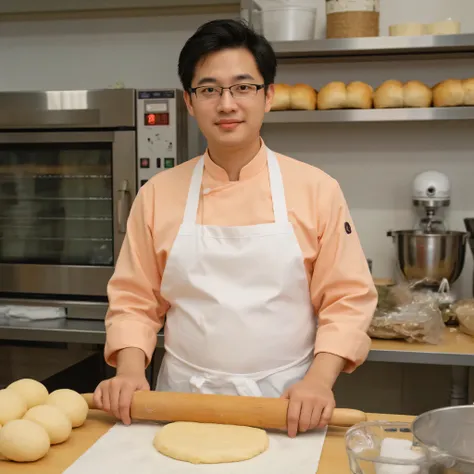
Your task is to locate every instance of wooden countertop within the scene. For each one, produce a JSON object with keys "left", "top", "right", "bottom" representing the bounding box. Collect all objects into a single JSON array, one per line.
[
  {"left": 0, "top": 411, "right": 413, "bottom": 474},
  {"left": 371, "top": 326, "right": 473, "bottom": 354},
  {"left": 367, "top": 327, "right": 474, "bottom": 366}
]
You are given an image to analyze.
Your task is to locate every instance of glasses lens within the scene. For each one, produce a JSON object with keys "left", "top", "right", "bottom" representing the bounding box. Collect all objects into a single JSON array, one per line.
[
  {"left": 197, "top": 87, "right": 220, "bottom": 99},
  {"left": 231, "top": 84, "right": 258, "bottom": 98}
]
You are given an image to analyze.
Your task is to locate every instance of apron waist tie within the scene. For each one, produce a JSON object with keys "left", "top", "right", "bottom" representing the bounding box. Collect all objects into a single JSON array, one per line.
[{"left": 190, "top": 374, "right": 263, "bottom": 397}]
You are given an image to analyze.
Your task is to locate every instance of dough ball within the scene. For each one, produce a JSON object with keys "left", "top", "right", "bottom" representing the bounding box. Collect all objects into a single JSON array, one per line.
[
  {"left": 0, "top": 389, "right": 28, "bottom": 425},
  {"left": 7, "top": 378, "right": 49, "bottom": 409},
  {"left": 24, "top": 404, "right": 72, "bottom": 445},
  {"left": 47, "top": 389, "right": 88, "bottom": 428},
  {"left": 154, "top": 422, "right": 269, "bottom": 464},
  {"left": 0, "top": 419, "right": 50, "bottom": 462}
]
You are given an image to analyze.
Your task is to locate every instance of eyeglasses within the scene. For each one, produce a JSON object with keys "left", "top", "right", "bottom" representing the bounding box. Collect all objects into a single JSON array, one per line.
[{"left": 190, "top": 83, "right": 265, "bottom": 100}]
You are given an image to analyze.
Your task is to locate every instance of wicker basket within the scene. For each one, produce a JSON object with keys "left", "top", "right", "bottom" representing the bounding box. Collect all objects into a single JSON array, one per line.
[{"left": 326, "top": 0, "right": 379, "bottom": 38}]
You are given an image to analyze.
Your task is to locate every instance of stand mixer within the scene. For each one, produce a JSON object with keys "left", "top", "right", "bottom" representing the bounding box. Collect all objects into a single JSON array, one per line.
[
  {"left": 412, "top": 170, "right": 450, "bottom": 233},
  {"left": 387, "top": 171, "right": 469, "bottom": 289}
]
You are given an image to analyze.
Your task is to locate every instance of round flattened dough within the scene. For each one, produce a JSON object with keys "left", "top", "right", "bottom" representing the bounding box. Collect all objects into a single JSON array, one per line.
[
  {"left": 154, "top": 422, "right": 269, "bottom": 464},
  {"left": 0, "top": 389, "right": 27, "bottom": 425},
  {"left": 24, "top": 404, "right": 72, "bottom": 445},
  {"left": 47, "top": 389, "right": 89, "bottom": 428},
  {"left": 7, "top": 378, "right": 49, "bottom": 409},
  {"left": 0, "top": 419, "right": 50, "bottom": 462}
]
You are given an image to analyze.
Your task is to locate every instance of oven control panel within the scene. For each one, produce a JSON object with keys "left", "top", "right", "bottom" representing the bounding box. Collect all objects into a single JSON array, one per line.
[{"left": 136, "top": 89, "right": 188, "bottom": 188}]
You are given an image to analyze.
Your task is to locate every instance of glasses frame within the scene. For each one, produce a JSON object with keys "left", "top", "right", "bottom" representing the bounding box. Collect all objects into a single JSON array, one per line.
[{"left": 190, "top": 83, "right": 266, "bottom": 100}]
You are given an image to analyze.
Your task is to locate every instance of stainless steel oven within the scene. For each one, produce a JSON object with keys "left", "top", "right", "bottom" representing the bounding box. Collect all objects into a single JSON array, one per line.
[{"left": 0, "top": 88, "right": 188, "bottom": 318}]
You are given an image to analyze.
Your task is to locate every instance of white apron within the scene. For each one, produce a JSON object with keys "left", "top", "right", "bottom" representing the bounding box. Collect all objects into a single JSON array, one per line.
[{"left": 156, "top": 148, "right": 317, "bottom": 397}]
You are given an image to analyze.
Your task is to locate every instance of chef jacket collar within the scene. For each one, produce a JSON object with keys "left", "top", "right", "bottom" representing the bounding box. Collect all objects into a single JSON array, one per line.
[{"left": 203, "top": 138, "right": 268, "bottom": 183}]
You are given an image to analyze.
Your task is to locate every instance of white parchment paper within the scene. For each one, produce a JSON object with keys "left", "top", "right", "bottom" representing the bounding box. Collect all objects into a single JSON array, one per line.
[{"left": 64, "top": 422, "right": 327, "bottom": 474}]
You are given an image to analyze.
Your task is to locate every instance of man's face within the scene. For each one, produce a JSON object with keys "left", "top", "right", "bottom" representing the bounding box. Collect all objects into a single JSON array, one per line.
[{"left": 184, "top": 48, "right": 274, "bottom": 149}]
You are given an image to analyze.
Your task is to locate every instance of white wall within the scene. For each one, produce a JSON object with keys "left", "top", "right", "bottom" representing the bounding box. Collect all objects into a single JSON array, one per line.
[{"left": 0, "top": 0, "right": 473, "bottom": 297}]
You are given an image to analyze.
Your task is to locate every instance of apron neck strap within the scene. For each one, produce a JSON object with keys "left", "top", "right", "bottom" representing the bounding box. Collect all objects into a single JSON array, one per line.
[
  {"left": 266, "top": 149, "right": 289, "bottom": 224},
  {"left": 182, "top": 148, "right": 289, "bottom": 225}
]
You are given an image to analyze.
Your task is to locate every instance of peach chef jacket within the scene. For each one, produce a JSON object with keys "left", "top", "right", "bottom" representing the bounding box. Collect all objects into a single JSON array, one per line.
[{"left": 104, "top": 139, "right": 378, "bottom": 373}]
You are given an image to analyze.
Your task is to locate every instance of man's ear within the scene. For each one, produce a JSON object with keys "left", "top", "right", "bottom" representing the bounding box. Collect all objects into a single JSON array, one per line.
[
  {"left": 264, "top": 84, "right": 275, "bottom": 113},
  {"left": 184, "top": 90, "right": 195, "bottom": 117}
]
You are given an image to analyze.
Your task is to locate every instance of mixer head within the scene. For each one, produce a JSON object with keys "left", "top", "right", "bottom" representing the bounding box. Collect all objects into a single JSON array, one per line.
[{"left": 412, "top": 171, "right": 450, "bottom": 233}]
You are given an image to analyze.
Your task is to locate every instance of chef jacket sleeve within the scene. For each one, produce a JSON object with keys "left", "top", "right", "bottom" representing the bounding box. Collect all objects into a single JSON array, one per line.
[
  {"left": 311, "top": 179, "right": 378, "bottom": 373},
  {"left": 104, "top": 185, "right": 169, "bottom": 368}
]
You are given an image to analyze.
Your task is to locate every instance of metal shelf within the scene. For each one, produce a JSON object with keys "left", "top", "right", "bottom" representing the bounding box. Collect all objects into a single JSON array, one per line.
[
  {"left": 272, "top": 34, "right": 474, "bottom": 61},
  {"left": 263, "top": 107, "right": 474, "bottom": 124}
]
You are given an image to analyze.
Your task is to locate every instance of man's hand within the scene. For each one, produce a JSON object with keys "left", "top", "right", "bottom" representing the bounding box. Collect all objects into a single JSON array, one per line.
[
  {"left": 281, "top": 352, "right": 346, "bottom": 438},
  {"left": 93, "top": 373, "right": 150, "bottom": 425},
  {"left": 282, "top": 379, "right": 335, "bottom": 438},
  {"left": 93, "top": 347, "right": 150, "bottom": 425}
]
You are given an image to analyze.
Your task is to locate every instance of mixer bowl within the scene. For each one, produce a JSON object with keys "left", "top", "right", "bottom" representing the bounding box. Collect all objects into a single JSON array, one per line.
[
  {"left": 387, "top": 230, "right": 469, "bottom": 286},
  {"left": 412, "top": 405, "right": 474, "bottom": 473}
]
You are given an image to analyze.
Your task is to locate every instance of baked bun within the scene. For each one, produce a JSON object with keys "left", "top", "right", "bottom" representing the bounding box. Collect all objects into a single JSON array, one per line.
[
  {"left": 290, "top": 83, "right": 317, "bottom": 110},
  {"left": 403, "top": 81, "right": 432, "bottom": 107},
  {"left": 373, "top": 80, "right": 404, "bottom": 108},
  {"left": 374, "top": 80, "right": 432, "bottom": 108},
  {"left": 317, "top": 82, "right": 347, "bottom": 110},
  {"left": 317, "top": 81, "right": 373, "bottom": 110},
  {"left": 346, "top": 81, "right": 373, "bottom": 109},
  {"left": 432, "top": 79, "right": 474, "bottom": 107},
  {"left": 271, "top": 84, "right": 292, "bottom": 110},
  {"left": 463, "top": 78, "right": 474, "bottom": 105}
]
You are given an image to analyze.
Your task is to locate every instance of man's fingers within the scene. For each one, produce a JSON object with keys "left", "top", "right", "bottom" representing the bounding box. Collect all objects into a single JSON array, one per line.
[
  {"left": 101, "top": 383, "right": 111, "bottom": 413},
  {"left": 109, "top": 380, "right": 122, "bottom": 420},
  {"left": 93, "top": 386, "right": 103, "bottom": 410},
  {"left": 286, "top": 398, "right": 302, "bottom": 438},
  {"left": 298, "top": 402, "right": 315, "bottom": 433},
  {"left": 318, "top": 402, "right": 335, "bottom": 428},
  {"left": 118, "top": 384, "right": 135, "bottom": 425},
  {"left": 309, "top": 403, "right": 324, "bottom": 429}
]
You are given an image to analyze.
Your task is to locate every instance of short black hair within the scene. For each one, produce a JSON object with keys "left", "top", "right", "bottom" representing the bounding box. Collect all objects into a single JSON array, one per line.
[{"left": 178, "top": 19, "right": 277, "bottom": 92}]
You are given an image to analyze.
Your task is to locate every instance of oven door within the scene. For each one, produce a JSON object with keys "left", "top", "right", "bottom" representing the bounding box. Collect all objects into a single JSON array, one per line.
[{"left": 0, "top": 131, "right": 136, "bottom": 298}]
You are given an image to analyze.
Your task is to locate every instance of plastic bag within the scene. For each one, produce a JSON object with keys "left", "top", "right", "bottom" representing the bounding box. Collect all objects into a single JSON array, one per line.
[
  {"left": 369, "top": 279, "right": 448, "bottom": 344},
  {"left": 451, "top": 299, "right": 474, "bottom": 337}
]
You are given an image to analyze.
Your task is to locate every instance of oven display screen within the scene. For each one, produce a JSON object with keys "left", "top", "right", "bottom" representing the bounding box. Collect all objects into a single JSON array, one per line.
[{"left": 145, "top": 112, "right": 169, "bottom": 126}]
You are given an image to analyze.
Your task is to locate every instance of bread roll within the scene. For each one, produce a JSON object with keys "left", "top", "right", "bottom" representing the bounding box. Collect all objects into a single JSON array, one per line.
[
  {"left": 403, "top": 80, "right": 432, "bottom": 107},
  {"left": 317, "top": 82, "right": 347, "bottom": 110},
  {"left": 463, "top": 78, "right": 474, "bottom": 105},
  {"left": 432, "top": 79, "right": 464, "bottom": 107},
  {"left": 346, "top": 81, "right": 373, "bottom": 109},
  {"left": 373, "top": 80, "right": 404, "bottom": 108},
  {"left": 290, "top": 84, "right": 317, "bottom": 110},
  {"left": 271, "top": 84, "right": 291, "bottom": 111},
  {"left": 374, "top": 80, "right": 432, "bottom": 108}
]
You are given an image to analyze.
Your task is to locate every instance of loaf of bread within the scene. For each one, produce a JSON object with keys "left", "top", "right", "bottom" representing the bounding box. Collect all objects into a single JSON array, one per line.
[
  {"left": 290, "top": 83, "right": 317, "bottom": 110},
  {"left": 346, "top": 81, "right": 374, "bottom": 109},
  {"left": 317, "top": 81, "right": 373, "bottom": 110},
  {"left": 374, "top": 80, "right": 432, "bottom": 108},
  {"left": 271, "top": 84, "right": 292, "bottom": 111},
  {"left": 317, "top": 82, "right": 346, "bottom": 110},
  {"left": 432, "top": 78, "right": 474, "bottom": 107},
  {"left": 403, "top": 81, "right": 433, "bottom": 107}
]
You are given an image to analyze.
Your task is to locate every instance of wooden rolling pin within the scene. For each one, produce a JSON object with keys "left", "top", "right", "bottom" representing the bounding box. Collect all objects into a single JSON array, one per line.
[{"left": 82, "top": 391, "right": 366, "bottom": 430}]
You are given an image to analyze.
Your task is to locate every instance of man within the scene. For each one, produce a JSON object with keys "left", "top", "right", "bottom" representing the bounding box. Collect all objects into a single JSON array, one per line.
[{"left": 94, "top": 19, "right": 377, "bottom": 438}]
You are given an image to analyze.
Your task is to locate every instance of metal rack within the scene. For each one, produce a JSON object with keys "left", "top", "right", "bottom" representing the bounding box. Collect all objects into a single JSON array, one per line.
[
  {"left": 264, "top": 107, "right": 474, "bottom": 124},
  {"left": 241, "top": 1, "right": 474, "bottom": 124},
  {"left": 270, "top": 34, "right": 474, "bottom": 62}
]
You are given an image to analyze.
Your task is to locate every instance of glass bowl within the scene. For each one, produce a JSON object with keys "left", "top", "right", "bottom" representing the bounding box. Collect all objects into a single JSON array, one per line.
[{"left": 345, "top": 421, "right": 429, "bottom": 474}]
